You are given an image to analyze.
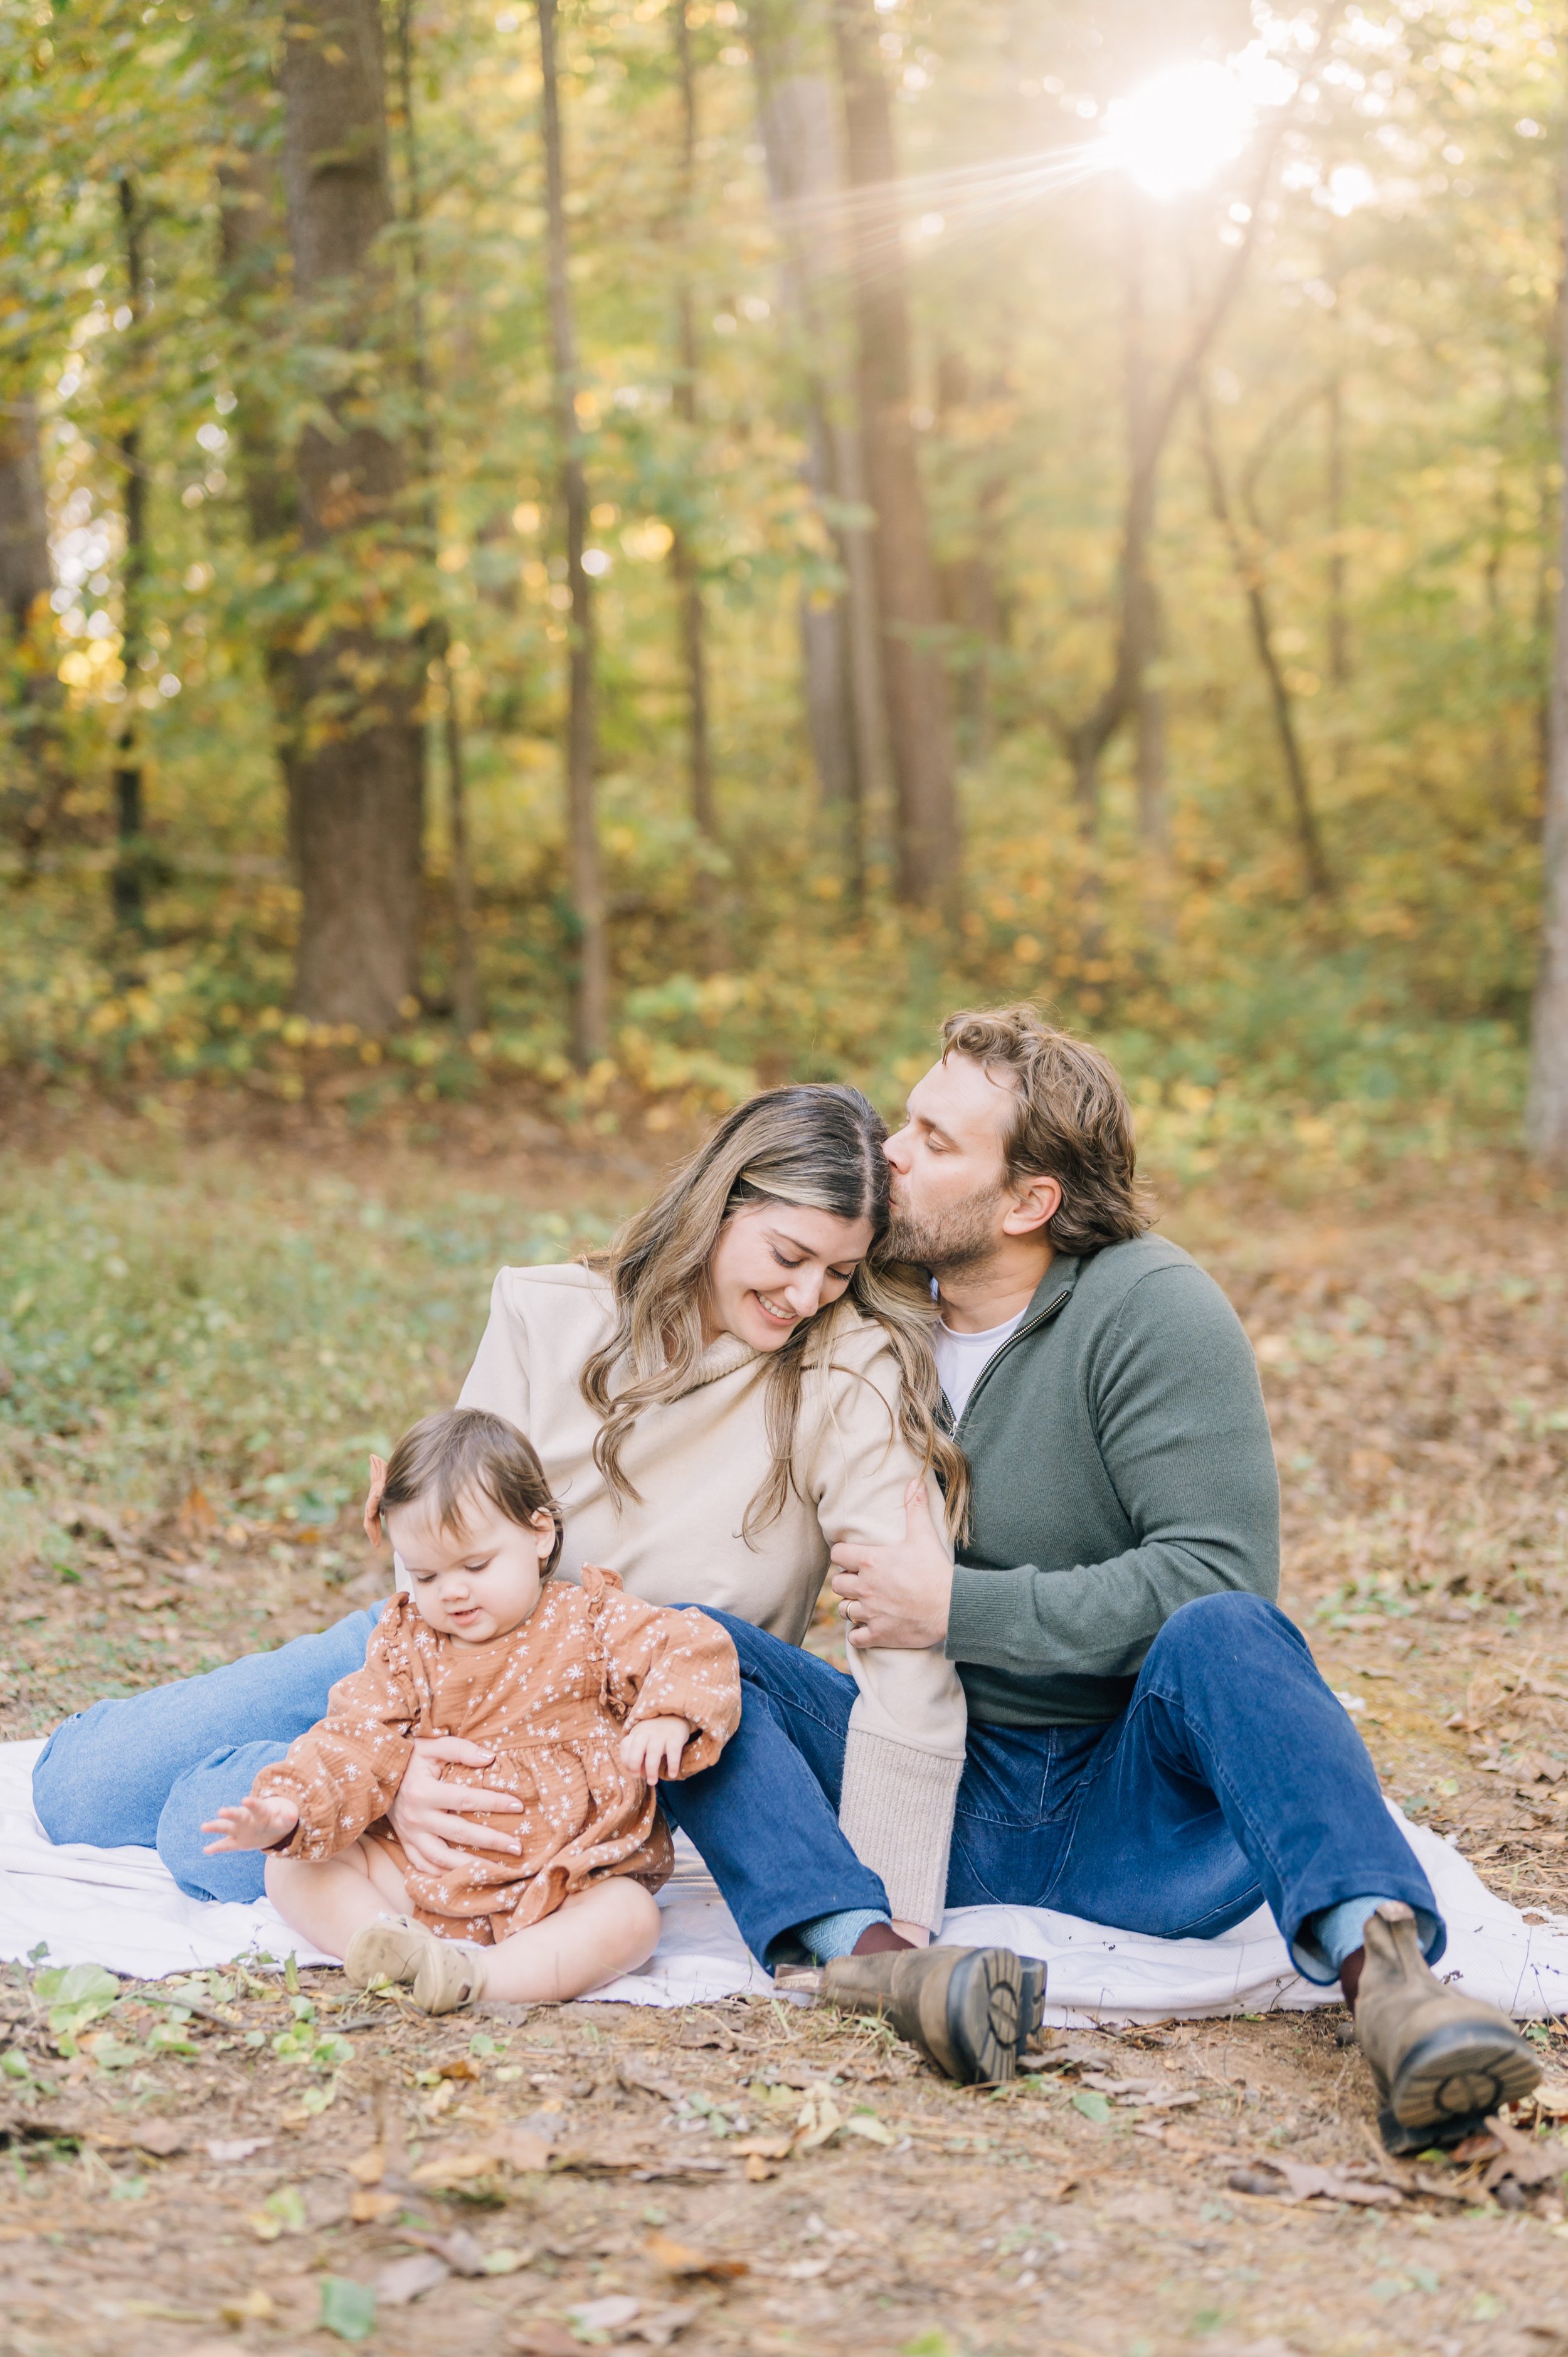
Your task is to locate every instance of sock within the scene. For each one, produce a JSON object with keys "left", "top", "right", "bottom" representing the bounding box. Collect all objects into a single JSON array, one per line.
[
  {"left": 795, "top": 1907, "right": 891, "bottom": 1964},
  {"left": 1291, "top": 1894, "right": 1442, "bottom": 1988}
]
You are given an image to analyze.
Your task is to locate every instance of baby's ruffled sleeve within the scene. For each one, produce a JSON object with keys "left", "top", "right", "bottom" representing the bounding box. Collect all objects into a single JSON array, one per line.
[
  {"left": 585, "top": 1570, "right": 742, "bottom": 1777},
  {"left": 251, "top": 1603, "right": 423, "bottom": 1860}
]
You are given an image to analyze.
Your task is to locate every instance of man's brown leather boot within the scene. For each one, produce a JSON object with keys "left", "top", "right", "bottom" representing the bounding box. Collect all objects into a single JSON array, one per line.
[
  {"left": 1352, "top": 1901, "right": 1540, "bottom": 2153},
  {"left": 807, "top": 1944, "right": 1036, "bottom": 2085}
]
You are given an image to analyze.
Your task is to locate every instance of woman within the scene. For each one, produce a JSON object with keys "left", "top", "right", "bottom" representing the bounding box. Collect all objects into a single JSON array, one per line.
[{"left": 33, "top": 1085, "right": 969, "bottom": 1943}]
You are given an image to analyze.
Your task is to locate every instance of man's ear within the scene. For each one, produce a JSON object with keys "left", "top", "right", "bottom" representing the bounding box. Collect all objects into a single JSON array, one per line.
[{"left": 1000, "top": 1172, "right": 1062, "bottom": 1240}]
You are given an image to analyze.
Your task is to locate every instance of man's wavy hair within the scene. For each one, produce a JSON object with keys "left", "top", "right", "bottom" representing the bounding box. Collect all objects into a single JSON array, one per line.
[{"left": 941, "top": 1004, "right": 1154, "bottom": 1259}]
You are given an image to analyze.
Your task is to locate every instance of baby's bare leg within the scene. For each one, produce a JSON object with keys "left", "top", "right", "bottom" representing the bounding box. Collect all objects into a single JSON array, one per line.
[
  {"left": 265, "top": 1838, "right": 411, "bottom": 1965},
  {"left": 482, "top": 1878, "right": 662, "bottom": 2005}
]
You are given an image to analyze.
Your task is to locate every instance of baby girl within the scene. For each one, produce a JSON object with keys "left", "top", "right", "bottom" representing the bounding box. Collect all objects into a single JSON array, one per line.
[{"left": 203, "top": 1407, "right": 741, "bottom": 2012}]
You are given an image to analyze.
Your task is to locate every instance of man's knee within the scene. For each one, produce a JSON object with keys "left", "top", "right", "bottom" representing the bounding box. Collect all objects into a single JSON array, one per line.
[{"left": 1147, "top": 1589, "right": 1300, "bottom": 1676}]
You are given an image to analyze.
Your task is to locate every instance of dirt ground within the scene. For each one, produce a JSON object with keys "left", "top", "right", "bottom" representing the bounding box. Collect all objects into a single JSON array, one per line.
[{"left": 4, "top": 1122, "right": 1568, "bottom": 2357}]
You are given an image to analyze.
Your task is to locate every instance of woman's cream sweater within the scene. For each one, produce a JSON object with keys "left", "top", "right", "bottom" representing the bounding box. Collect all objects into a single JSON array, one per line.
[{"left": 452, "top": 1262, "right": 965, "bottom": 1930}]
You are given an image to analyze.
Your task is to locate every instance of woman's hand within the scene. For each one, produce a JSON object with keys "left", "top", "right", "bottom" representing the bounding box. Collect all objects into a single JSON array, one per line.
[
  {"left": 387, "top": 1736, "right": 526, "bottom": 1877},
  {"left": 619, "top": 1715, "right": 692, "bottom": 1784},
  {"left": 829, "top": 1478, "right": 953, "bottom": 1650},
  {"left": 202, "top": 1793, "right": 299, "bottom": 1854}
]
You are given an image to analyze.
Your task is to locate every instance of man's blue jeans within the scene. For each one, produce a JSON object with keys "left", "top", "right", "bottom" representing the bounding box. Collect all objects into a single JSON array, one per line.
[
  {"left": 659, "top": 1592, "right": 1443, "bottom": 1978},
  {"left": 31, "top": 1606, "right": 388, "bottom": 1902}
]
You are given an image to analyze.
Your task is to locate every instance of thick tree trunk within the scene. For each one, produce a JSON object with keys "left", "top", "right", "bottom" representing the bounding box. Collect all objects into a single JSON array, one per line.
[
  {"left": 1526, "top": 127, "right": 1568, "bottom": 1163},
  {"left": 278, "top": 0, "right": 424, "bottom": 1032},
  {"left": 393, "top": 0, "right": 479, "bottom": 1034},
  {"left": 0, "top": 401, "right": 50, "bottom": 642},
  {"left": 831, "top": 0, "right": 959, "bottom": 914},
  {"left": 751, "top": 24, "right": 879, "bottom": 897},
  {"left": 670, "top": 1, "right": 716, "bottom": 862},
  {"left": 537, "top": 0, "right": 608, "bottom": 1065},
  {"left": 111, "top": 177, "right": 147, "bottom": 929},
  {"left": 217, "top": 131, "right": 309, "bottom": 887},
  {"left": 0, "top": 396, "right": 67, "bottom": 861}
]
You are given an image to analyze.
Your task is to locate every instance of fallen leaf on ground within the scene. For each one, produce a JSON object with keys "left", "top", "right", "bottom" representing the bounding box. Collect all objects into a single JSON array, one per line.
[
  {"left": 481, "top": 2247, "right": 534, "bottom": 2275},
  {"left": 376, "top": 2254, "right": 450, "bottom": 2306},
  {"left": 396, "top": 2226, "right": 489, "bottom": 2275},
  {"left": 92, "top": 2119, "right": 188, "bottom": 2156},
  {"left": 218, "top": 2291, "right": 276, "bottom": 2326},
  {"left": 645, "top": 2231, "right": 748, "bottom": 2280},
  {"left": 729, "top": 2135, "right": 793, "bottom": 2161},
  {"left": 439, "top": 2056, "right": 482, "bottom": 2080},
  {"left": 319, "top": 2274, "right": 378, "bottom": 2340},
  {"left": 840, "top": 2112, "right": 897, "bottom": 2146},
  {"left": 350, "top": 2190, "right": 400, "bottom": 2225},
  {"left": 568, "top": 2295, "right": 642, "bottom": 2333},
  {"left": 794, "top": 2087, "right": 843, "bottom": 2149},
  {"left": 345, "top": 2146, "right": 384, "bottom": 2185},
  {"left": 409, "top": 2143, "right": 504, "bottom": 2185},
  {"left": 1226, "top": 2159, "right": 1401, "bottom": 2208},
  {"left": 206, "top": 2135, "right": 272, "bottom": 2163},
  {"left": 744, "top": 2154, "right": 775, "bottom": 2182},
  {"left": 510, "top": 2326, "right": 581, "bottom": 2357},
  {"left": 618, "top": 2058, "right": 684, "bottom": 2104},
  {"left": 1482, "top": 2115, "right": 1568, "bottom": 2194},
  {"left": 625, "top": 2304, "right": 699, "bottom": 2346}
]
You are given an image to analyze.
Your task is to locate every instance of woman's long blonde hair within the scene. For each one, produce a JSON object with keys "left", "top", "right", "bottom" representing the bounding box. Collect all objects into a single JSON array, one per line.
[{"left": 580, "top": 1084, "right": 969, "bottom": 1544}]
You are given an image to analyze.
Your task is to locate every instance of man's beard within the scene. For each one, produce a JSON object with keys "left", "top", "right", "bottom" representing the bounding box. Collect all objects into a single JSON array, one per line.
[{"left": 886, "top": 1182, "right": 1006, "bottom": 1276}]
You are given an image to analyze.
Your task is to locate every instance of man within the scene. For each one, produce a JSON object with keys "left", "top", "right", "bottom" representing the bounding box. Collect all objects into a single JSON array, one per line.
[{"left": 658, "top": 1006, "right": 1539, "bottom": 2153}]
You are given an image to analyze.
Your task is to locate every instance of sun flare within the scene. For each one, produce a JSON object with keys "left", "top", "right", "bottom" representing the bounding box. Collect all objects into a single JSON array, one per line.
[{"left": 1103, "top": 60, "right": 1256, "bottom": 200}]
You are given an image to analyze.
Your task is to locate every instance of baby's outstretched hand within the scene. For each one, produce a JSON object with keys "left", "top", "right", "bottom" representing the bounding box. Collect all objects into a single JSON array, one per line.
[
  {"left": 201, "top": 1793, "right": 300, "bottom": 1854},
  {"left": 619, "top": 1715, "right": 692, "bottom": 1785}
]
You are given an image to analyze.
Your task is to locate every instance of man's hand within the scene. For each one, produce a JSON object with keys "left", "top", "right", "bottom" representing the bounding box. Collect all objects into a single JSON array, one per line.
[
  {"left": 620, "top": 1715, "right": 693, "bottom": 1784},
  {"left": 386, "top": 1736, "right": 526, "bottom": 1877},
  {"left": 202, "top": 1793, "right": 299, "bottom": 1854},
  {"left": 829, "top": 1478, "right": 954, "bottom": 1651}
]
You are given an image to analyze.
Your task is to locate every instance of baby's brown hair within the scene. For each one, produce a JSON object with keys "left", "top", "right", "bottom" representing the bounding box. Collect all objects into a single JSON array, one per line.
[{"left": 368, "top": 1407, "right": 564, "bottom": 1577}]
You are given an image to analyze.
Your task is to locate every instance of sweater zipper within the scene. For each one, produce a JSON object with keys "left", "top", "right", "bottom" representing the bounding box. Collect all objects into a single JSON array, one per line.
[{"left": 946, "top": 1283, "right": 1073, "bottom": 1443}]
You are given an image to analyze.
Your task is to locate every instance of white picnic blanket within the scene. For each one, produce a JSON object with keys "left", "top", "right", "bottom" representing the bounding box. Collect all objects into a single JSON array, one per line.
[{"left": 3, "top": 1738, "right": 1566, "bottom": 2021}]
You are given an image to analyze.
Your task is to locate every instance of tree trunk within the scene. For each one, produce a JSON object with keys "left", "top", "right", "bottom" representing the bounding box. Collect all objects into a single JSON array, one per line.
[
  {"left": 393, "top": 0, "right": 480, "bottom": 1034},
  {"left": 1197, "top": 389, "right": 1333, "bottom": 902},
  {"left": 1124, "top": 198, "right": 1168, "bottom": 859},
  {"left": 1525, "top": 124, "right": 1568, "bottom": 1164},
  {"left": 537, "top": 0, "right": 608, "bottom": 1065},
  {"left": 110, "top": 176, "right": 147, "bottom": 928},
  {"left": 278, "top": 0, "right": 424, "bottom": 1032},
  {"left": 1325, "top": 362, "right": 1349, "bottom": 687},
  {"left": 1047, "top": 135, "right": 1283, "bottom": 830},
  {"left": 751, "top": 21, "right": 878, "bottom": 898},
  {"left": 831, "top": 0, "right": 959, "bottom": 914},
  {"left": 216, "top": 129, "right": 309, "bottom": 887},
  {"left": 670, "top": 1, "right": 716, "bottom": 862},
  {"left": 0, "top": 396, "right": 67, "bottom": 862}
]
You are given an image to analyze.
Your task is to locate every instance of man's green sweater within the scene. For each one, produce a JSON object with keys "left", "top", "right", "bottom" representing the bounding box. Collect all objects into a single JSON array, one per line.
[{"left": 943, "top": 1234, "right": 1280, "bottom": 1728}]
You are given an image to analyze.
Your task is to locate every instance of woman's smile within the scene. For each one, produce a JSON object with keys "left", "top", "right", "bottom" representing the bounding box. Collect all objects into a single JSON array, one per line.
[{"left": 753, "top": 1289, "right": 798, "bottom": 1330}]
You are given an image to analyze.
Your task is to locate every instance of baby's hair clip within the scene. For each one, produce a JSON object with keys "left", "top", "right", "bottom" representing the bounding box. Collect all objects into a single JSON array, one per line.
[{"left": 363, "top": 1453, "right": 389, "bottom": 1549}]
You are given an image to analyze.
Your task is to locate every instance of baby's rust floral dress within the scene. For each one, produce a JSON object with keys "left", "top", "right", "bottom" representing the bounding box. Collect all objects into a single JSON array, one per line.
[{"left": 250, "top": 1569, "right": 741, "bottom": 1943}]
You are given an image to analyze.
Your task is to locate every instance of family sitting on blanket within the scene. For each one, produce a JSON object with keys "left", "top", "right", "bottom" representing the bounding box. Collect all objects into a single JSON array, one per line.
[{"left": 33, "top": 1004, "right": 1541, "bottom": 2148}]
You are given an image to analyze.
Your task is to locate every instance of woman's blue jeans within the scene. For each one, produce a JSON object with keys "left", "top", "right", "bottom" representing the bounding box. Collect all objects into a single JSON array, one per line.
[{"left": 32, "top": 1605, "right": 388, "bottom": 1902}]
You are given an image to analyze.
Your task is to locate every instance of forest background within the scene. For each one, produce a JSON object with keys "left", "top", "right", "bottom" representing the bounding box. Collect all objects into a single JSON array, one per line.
[{"left": 4, "top": 0, "right": 1568, "bottom": 1179}]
